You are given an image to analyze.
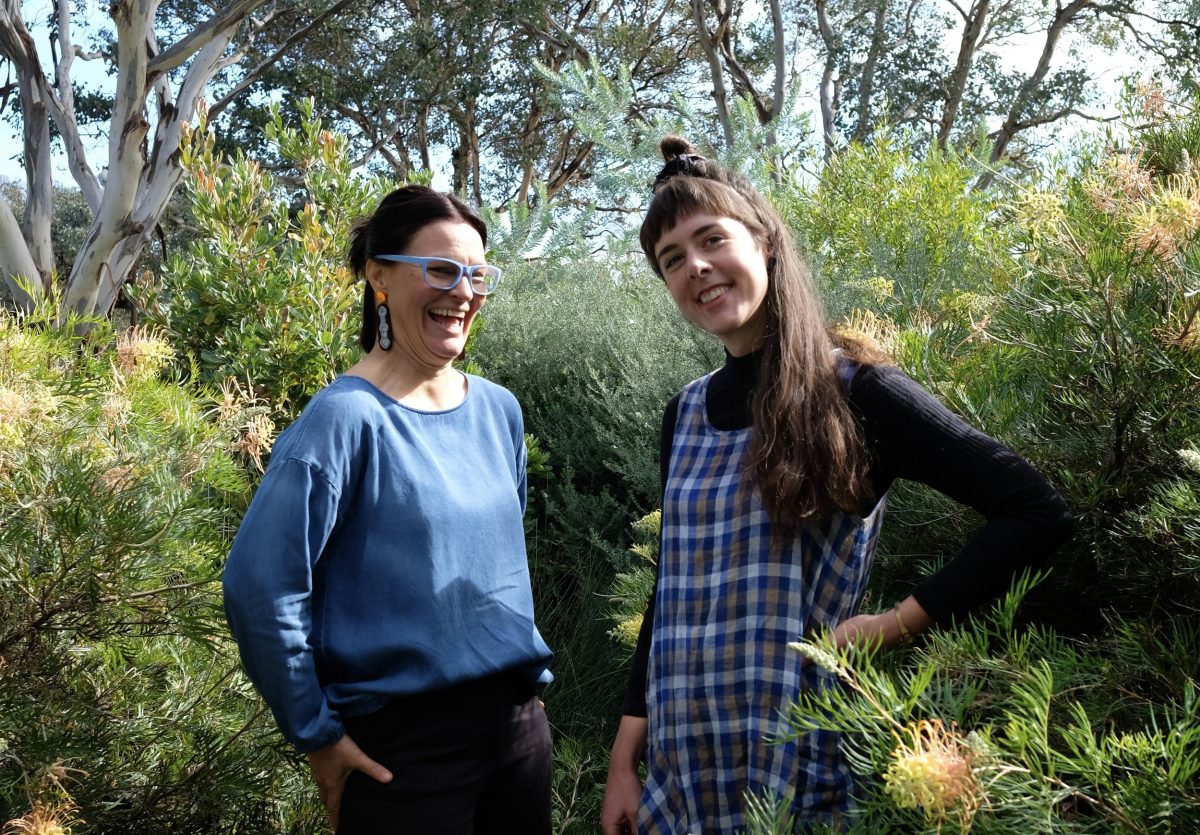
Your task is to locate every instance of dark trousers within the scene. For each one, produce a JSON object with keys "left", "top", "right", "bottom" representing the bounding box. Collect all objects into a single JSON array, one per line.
[{"left": 337, "top": 671, "right": 553, "bottom": 835}]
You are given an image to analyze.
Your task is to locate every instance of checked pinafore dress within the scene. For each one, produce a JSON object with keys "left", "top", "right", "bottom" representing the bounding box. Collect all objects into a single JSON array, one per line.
[{"left": 639, "top": 363, "right": 886, "bottom": 834}]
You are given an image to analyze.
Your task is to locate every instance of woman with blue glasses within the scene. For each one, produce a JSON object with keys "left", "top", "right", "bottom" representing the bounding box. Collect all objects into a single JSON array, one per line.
[{"left": 223, "top": 185, "right": 553, "bottom": 834}]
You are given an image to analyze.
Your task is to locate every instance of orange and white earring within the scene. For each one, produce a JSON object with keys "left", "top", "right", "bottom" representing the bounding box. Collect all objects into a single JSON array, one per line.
[{"left": 375, "top": 289, "right": 393, "bottom": 351}]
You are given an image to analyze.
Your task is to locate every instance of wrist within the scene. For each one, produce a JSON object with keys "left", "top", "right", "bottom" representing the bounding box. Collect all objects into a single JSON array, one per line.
[
  {"left": 891, "top": 596, "right": 933, "bottom": 647},
  {"left": 609, "top": 716, "right": 648, "bottom": 772},
  {"left": 892, "top": 605, "right": 914, "bottom": 646}
]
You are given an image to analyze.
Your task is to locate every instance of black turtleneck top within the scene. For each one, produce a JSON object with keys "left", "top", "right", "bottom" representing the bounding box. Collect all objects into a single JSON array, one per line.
[{"left": 621, "top": 350, "right": 1074, "bottom": 717}]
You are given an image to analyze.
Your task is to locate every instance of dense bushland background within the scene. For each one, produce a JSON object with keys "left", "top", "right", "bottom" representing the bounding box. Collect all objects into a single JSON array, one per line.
[{"left": 2, "top": 83, "right": 1198, "bottom": 833}]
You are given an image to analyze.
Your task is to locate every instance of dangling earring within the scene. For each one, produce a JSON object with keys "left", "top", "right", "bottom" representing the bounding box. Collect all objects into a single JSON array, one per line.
[{"left": 375, "top": 289, "right": 393, "bottom": 351}]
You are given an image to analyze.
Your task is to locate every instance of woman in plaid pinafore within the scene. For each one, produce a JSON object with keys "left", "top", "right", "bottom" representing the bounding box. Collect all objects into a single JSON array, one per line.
[{"left": 600, "top": 138, "right": 1073, "bottom": 834}]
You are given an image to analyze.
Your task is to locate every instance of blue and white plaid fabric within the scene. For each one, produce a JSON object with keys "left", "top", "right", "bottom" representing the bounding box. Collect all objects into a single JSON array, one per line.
[{"left": 640, "top": 364, "right": 886, "bottom": 834}]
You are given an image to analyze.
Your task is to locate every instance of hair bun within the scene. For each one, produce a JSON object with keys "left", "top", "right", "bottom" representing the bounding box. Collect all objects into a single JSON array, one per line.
[{"left": 660, "top": 135, "right": 698, "bottom": 161}]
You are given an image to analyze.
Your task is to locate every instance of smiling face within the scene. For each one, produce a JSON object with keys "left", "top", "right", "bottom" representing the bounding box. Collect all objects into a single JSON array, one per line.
[
  {"left": 365, "top": 219, "right": 486, "bottom": 370},
  {"left": 653, "top": 212, "right": 771, "bottom": 356}
]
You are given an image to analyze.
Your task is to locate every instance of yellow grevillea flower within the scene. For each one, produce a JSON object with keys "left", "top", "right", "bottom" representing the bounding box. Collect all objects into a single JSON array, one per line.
[
  {"left": 0, "top": 383, "right": 59, "bottom": 448},
  {"left": 235, "top": 413, "right": 276, "bottom": 473},
  {"left": 114, "top": 326, "right": 174, "bottom": 378},
  {"left": 883, "top": 718, "right": 980, "bottom": 831},
  {"left": 1084, "top": 153, "right": 1153, "bottom": 215},
  {"left": 2, "top": 799, "right": 80, "bottom": 835},
  {"left": 609, "top": 613, "right": 643, "bottom": 649},
  {"left": 787, "top": 640, "right": 848, "bottom": 679},
  {"left": 1016, "top": 190, "right": 1066, "bottom": 243},
  {"left": 835, "top": 308, "right": 898, "bottom": 355},
  {"left": 1135, "top": 81, "right": 1167, "bottom": 118}
]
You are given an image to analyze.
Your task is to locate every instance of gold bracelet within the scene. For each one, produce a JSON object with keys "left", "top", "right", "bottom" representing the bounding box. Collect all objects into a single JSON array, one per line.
[{"left": 893, "top": 605, "right": 914, "bottom": 646}]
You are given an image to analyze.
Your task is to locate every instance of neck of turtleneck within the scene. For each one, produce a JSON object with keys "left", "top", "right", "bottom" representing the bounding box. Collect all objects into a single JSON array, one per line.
[{"left": 706, "top": 348, "right": 763, "bottom": 430}]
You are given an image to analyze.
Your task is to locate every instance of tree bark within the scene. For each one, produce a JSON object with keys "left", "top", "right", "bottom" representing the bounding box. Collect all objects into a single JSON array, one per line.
[
  {"left": 853, "top": 0, "right": 890, "bottom": 144},
  {"left": 815, "top": 0, "right": 839, "bottom": 164},
  {"left": 0, "top": 194, "right": 42, "bottom": 309},
  {"left": 18, "top": 71, "right": 54, "bottom": 291},
  {"left": 62, "top": 4, "right": 268, "bottom": 318},
  {"left": 976, "top": 0, "right": 1092, "bottom": 189},
  {"left": 416, "top": 105, "right": 433, "bottom": 173},
  {"left": 937, "top": 0, "right": 991, "bottom": 149},
  {"left": 767, "top": 0, "right": 785, "bottom": 125},
  {"left": 691, "top": 0, "right": 734, "bottom": 149}
]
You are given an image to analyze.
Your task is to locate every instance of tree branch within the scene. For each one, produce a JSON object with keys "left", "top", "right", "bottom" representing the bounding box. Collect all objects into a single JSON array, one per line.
[
  {"left": 209, "top": 0, "right": 360, "bottom": 119},
  {"left": 691, "top": 0, "right": 733, "bottom": 149},
  {"left": 937, "top": 0, "right": 991, "bottom": 148},
  {"left": 0, "top": 3, "right": 103, "bottom": 211},
  {"left": 976, "top": 0, "right": 1092, "bottom": 189},
  {"left": 853, "top": 0, "right": 889, "bottom": 143},
  {"left": 147, "top": 0, "right": 268, "bottom": 77},
  {"left": 768, "top": 0, "right": 786, "bottom": 123},
  {"left": 815, "top": 0, "right": 839, "bottom": 164},
  {"left": 53, "top": 0, "right": 77, "bottom": 119}
]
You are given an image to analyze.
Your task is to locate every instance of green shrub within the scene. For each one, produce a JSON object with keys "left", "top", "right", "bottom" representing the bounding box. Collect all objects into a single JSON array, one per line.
[
  {"left": 772, "top": 576, "right": 1200, "bottom": 834},
  {"left": 132, "top": 99, "right": 386, "bottom": 419},
  {"left": 982, "top": 126, "right": 1200, "bottom": 624},
  {"left": 0, "top": 299, "right": 321, "bottom": 832}
]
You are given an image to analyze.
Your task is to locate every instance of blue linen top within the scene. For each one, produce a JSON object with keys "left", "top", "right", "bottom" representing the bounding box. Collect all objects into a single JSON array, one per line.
[{"left": 222, "top": 373, "right": 553, "bottom": 753}]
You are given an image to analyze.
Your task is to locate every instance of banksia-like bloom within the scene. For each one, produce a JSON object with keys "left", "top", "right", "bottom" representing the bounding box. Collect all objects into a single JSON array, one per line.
[
  {"left": 787, "top": 640, "right": 848, "bottom": 679},
  {"left": 215, "top": 378, "right": 246, "bottom": 424},
  {"left": 2, "top": 798, "right": 80, "bottom": 835},
  {"left": 966, "top": 314, "right": 992, "bottom": 344},
  {"left": 100, "top": 393, "right": 131, "bottom": 430},
  {"left": 1135, "top": 81, "right": 1167, "bottom": 118},
  {"left": 835, "top": 308, "right": 898, "bottom": 355},
  {"left": 0, "top": 384, "right": 58, "bottom": 446},
  {"left": 631, "top": 509, "right": 662, "bottom": 543},
  {"left": 1129, "top": 191, "right": 1200, "bottom": 259},
  {"left": 0, "top": 387, "right": 29, "bottom": 425},
  {"left": 864, "top": 276, "right": 896, "bottom": 304},
  {"left": 235, "top": 413, "right": 276, "bottom": 472},
  {"left": 883, "top": 719, "right": 980, "bottom": 831},
  {"left": 1179, "top": 448, "right": 1200, "bottom": 474},
  {"left": 1084, "top": 153, "right": 1153, "bottom": 215},
  {"left": 114, "top": 326, "right": 174, "bottom": 378}
]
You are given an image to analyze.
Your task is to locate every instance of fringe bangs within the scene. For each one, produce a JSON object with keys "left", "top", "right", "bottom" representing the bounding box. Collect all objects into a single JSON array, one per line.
[{"left": 639, "top": 178, "right": 763, "bottom": 275}]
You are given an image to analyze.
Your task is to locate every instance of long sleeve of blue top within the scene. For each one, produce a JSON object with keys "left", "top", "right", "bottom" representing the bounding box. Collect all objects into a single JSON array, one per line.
[{"left": 222, "top": 374, "right": 553, "bottom": 752}]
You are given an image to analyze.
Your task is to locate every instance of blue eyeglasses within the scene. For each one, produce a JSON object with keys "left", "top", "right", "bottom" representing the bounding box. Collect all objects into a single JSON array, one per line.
[{"left": 374, "top": 254, "right": 503, "bottom": 296}]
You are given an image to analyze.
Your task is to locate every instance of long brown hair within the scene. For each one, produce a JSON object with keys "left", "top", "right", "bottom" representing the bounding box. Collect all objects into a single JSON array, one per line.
[{"left": 640, "top": 137, "right": 885, "bottom": 532}]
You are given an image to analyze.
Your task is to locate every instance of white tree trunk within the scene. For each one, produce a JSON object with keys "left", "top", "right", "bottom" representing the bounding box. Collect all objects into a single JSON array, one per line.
[
  {"left": 58, "top": 3, "right": 269, "bottom": 317},
  {"left": 0, "top": 194, "right": 42, "bottom": 310},
  {"left": 1, "top": 0, "right": 279, "bottom": 318},
  {"left": 19, "top": 72, "right": 54, "bottom": 291}
]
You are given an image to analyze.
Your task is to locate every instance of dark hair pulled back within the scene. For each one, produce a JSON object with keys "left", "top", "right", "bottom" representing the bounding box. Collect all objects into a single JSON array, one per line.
[
  {"left": 348, "top": 186, "right": 488, "bottom": 353},
  {"left": 642, "top": 136, "right": 884, "bottom": 533}
]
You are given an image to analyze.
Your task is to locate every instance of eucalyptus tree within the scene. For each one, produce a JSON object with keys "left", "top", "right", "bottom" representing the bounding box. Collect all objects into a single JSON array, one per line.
[
  {"left": 790, "top": 0, "right": 1200, "bottom": 180},
  {"left": 0, "top": 0, "right": 349, "bottom": 317},
  {"left": 212, "top": 0, "right": 701, "bottom": 209}
]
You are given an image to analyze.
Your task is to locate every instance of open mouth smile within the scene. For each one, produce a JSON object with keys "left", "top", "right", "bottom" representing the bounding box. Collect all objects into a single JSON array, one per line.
[
  {"left": 429, "top": 307, "right": 467, "bottom": 329},
  {"left": 698, "top": 286, "right": 730, "bottom": 304}
]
